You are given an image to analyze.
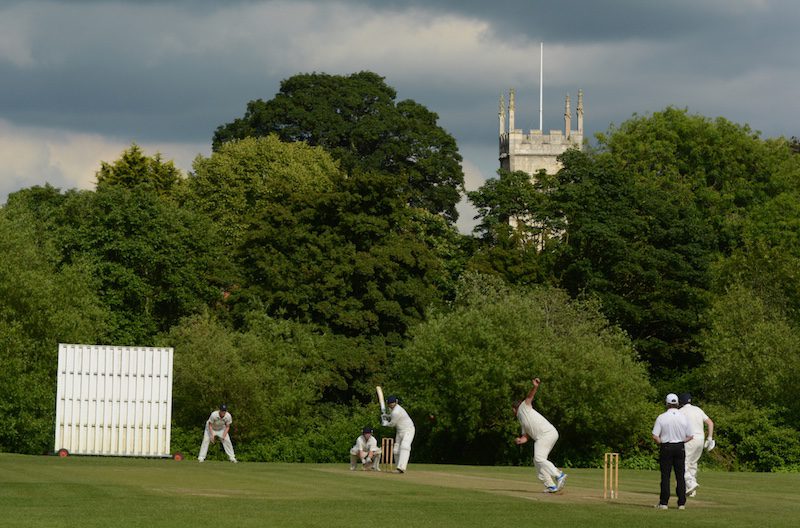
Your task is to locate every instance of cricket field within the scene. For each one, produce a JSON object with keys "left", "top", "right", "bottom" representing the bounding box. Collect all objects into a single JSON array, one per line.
[{"left": 1, "top": 454, "right": 798, "bottom": 527}]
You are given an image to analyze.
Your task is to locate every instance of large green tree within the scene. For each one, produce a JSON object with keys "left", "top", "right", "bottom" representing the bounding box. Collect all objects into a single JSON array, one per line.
[
  {"left": 0, "top": 209, "right": 109, "bottom": 454},
  {"left": 186, "top": 135, "right": 338, "bottom": 248},
  {"left": 56, "top": 186, "right": 231, "bottom": 343},
  {"left": 188, "top": 135, "right": 452, "bottom": 337},
  {"left": 235, "top": 169, "right": 446, "bottom": 338},
  {"left": 213, "top": 71, "right": 464, "bottom": 222},
  {"left": 466, "top": 169, "right": 560, "bottom": 285},
  {"left": 698, "top": 284, "right": 800, "bottom": 428},
  {"left": 710, "top": 141, "right": 800, "bottom": 323},
  {"left": 542, "top": 108, "right": 797, "bottom": 373},
  {"left": 5, "top": 148, "right": 234, "bottom": 344},
  {"left": 552, "top": 147, "right": 716, "bottom": 371},
  {"left": 394, "top": 273, "right": 654, "bottom": 465}
]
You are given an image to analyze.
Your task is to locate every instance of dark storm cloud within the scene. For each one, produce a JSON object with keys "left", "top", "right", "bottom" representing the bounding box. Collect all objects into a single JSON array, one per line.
[
  {"left": 3, "top": 0, "right": 799, "bottom": 141},
  {"left": 2, "top": 0, "right": 800, "bottom": 228},
  {"left": 354, "top": 0, "right": 800, "bottom": 90},
  {"left": 355, "top": 0, "right": 792, "bottom": 45},
  {"left": 0, "top": 1, "right": 273, "bottom": 142}
]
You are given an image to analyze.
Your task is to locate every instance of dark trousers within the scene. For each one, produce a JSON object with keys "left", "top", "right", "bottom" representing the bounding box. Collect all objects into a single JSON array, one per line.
[{"left": 659, "top": 442, "right": 686, "bottom": 506}]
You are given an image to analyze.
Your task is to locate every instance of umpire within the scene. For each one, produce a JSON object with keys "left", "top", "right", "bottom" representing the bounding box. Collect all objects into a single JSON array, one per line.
[{"left": 652, "top": 393, "right": 693, "bottom": 509}]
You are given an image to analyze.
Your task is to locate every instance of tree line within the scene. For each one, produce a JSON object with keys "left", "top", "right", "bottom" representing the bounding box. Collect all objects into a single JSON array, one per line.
[{"left": 1, "top": 72, "right": 799, "bottom": 470}]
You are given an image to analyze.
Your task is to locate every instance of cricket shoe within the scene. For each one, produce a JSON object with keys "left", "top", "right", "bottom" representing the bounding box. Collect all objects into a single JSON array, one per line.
[
  {"left": 350, "top": 464, "right": 356, "bottom": 471},
  {"left": 686, "top": 483, "right": 699, "bottom": 495},
  {"left": 393, "top": 469, "right": 405, "bottom": 474},
  {"left": 556, "top": 472, "right": 568, "bottom": 491},
  {"left": 678, "top": 505, "right": 686, "bottom": 510},
  {"left": 654, "top": 504, "right": 668, "bottom": 510},
  {"left": 688, "top": 490, "right": 697, "bottom": 498},
  {"left": 544, "top": 485, "right": 559, "bottom": 493}
]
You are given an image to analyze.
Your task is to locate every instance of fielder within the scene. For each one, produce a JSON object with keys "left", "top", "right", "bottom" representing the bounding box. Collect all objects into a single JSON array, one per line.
[
  {"left": 513, "top": 378, "right": 567, "bottom": 493},
  {"left": 678, "top": 392, "right": 714, "bottom": 496},
  {"left": 198, "top": 404, "right": 237, "bottom": 463},
  {"left": 350, "top": 427, "right": 382, "bottom": 471},
  {"left": 382, "top": 395, "right": 415, "bottom": 473}
]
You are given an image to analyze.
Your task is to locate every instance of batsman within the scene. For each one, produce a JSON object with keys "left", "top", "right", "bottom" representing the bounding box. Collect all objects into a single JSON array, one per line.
[{"left": 378, "top": 388, "right": 415, "bottom": 473}]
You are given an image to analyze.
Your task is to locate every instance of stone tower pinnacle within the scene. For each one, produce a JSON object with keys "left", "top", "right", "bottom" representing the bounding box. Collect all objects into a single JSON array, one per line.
[
  {"left": 508, "top": 88, "right": 515, "bottom": 132},
  {"left": 499, "top": 93, "right": 506, "bottom": 135},
  {"left": 498, "top": 86, "right": 583, "bottom": 175},
  {"left": 564, "top": 93, "right": 571, "bottom": 139}
]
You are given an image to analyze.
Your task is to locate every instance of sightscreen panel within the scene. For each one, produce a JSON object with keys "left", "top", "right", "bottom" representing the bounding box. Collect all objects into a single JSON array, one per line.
[{"left": 54, "top": 344, "right": 173, "bottom": 457}]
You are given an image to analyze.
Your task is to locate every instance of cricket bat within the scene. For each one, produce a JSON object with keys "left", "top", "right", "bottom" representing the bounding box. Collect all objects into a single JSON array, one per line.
[
  {"left": 376, "top": 386, "right": 389, "bottom": 426},
  {"left": 376, "top": 386, "right": 386, "bottom": 413}
]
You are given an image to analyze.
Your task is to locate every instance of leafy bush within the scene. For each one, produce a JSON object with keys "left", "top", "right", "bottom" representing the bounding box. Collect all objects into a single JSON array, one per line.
[
  {"left": 164, "top": 312, "right": 389, "bottom": 457},
  {"left": 394, "top": 275, "right": 655, "bottom": 465},
  {"left": 699, "top": 285, "right": 800, "bottom": 429},
  {"left": 240, "top": 404, "right": 380, "bottom": 463},
  {"left": 703, "top": 402, "right": 800, "bottom": 472}
]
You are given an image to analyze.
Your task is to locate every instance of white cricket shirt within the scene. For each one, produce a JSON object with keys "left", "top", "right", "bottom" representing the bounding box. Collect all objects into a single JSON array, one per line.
[
  {"left": 387, "top": 404, "right": 414, "bottom": 431},
  {"left": 207, "top": 410, "right": 232, "bottom": 432},
  {"left": 652, "top": 408, "right": 690, "bottom": 443},
  {"left": 355, "top": 434, "right": 378, "bottom": 452},
  {"left": 679, "top": 404, "right": 709, "bottom": 437},
  {"left": 516, "top": 401, "right": 556, "bottom": 441}
]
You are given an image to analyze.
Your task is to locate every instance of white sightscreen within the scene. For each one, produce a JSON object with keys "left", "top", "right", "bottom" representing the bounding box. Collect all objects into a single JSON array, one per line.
[{"left": 54, "top": 344, "right": 174, "bottom": 457}]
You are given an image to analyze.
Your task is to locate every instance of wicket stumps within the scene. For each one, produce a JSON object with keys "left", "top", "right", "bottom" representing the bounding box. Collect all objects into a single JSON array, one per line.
[
  {"left": 603, "top": 452, "right": 620, "bottom": 499},
  {"left": 381, "top": 438, "right": 395, "bottom": 471}
]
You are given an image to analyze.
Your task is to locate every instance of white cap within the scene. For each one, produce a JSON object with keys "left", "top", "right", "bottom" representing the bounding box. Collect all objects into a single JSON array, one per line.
[{"left": 666, "top": 393, "right": 679, "bottom": 404}]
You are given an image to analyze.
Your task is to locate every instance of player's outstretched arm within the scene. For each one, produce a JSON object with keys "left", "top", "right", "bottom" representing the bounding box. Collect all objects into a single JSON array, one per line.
[{"left": 524, "top": 378, "right": 541, "bottom": 405}]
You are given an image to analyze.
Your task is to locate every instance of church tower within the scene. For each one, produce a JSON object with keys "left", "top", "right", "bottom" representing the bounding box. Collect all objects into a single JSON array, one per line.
[
  {"left": 499, "top": 88, "right": 583, "bottom": 175},
  {"left": 497, "top": 48, "right": 584, "bottom": 248}
]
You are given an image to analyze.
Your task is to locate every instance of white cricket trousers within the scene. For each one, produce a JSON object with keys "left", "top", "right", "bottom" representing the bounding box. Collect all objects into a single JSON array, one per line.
[
  {"left": 394, "top": 427, "right": 415, "bottom": 471},
  {"left": 533, "top": 429, "right": 561, "bottom": 487},
  {"left": 198, "top": 430, "right": 236, "bottom": 462},
  {"left": 684, "top": 435, "right": 704, "bottom": 489},
  {"left": 350, "top": 446, "right": 382, "bottom": 469}
]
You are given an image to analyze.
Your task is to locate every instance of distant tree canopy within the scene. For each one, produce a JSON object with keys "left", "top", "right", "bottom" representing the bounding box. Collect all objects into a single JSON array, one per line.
[
  {"left": 470, "top": 107, "right": 800, "bottom": 374},
  {"left": 186, "top": 135, "right": 340, "bottom": 248},
  {"left": 466, "top": 169, "right": 558, "bottom": 285},
  {"left": 213, "top": 71, "right": 465, "bottom": 222},
  {"left": 96, "top": 143, "right": 182, "bottom": 196},
  {"left": 698, "top": 284, "right": 800, "bottom": 429},
  {"left": 184, "top": 136, "right": 452, "bottom": 338},
  {"left": 3, "top": 91, "right": 800, "bottom": 470},
  {"left": 5, "top": 147, "right": 233, "bottom": 344}
]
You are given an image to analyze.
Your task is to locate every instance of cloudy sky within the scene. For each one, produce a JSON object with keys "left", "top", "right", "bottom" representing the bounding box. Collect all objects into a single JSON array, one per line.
[{"left": 2, "top": 0, "right": 798, "bottom": 232}]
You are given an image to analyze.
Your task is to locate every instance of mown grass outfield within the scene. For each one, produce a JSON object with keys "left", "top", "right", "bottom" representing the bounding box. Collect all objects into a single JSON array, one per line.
[{"left": 1, "top": 454, "right": 798, "bottom": 527}]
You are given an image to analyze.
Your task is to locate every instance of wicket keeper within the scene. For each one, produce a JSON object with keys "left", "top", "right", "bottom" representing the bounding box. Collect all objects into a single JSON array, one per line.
[{"left": 350, "top": 427, "right": 382, "bottom": 471}]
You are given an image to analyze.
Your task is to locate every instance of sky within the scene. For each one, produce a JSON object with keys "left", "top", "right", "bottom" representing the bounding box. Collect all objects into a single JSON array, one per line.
[{"left": 1, "top": 0, "right": 799, "bottom": 233}]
